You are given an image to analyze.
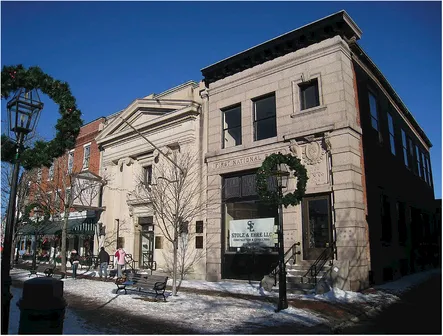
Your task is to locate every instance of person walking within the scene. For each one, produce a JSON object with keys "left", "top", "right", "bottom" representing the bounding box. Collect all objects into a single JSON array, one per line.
[
  {"left": 114, "top": 246, "right": 126, "bottom": 278},
  {"left": 70, "top": 249, "right": 80, "bottom": 279},
  {"left": 98, "top": 247, "right": 110, "bottom": 280}
]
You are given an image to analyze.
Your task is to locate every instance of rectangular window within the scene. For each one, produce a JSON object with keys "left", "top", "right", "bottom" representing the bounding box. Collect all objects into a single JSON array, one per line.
[
  {"left": 381, "top": 194, "right": 392, "bottom": 242},
  {"left": 37, "top": 168, "right": 42, "bottom": 182},
  {"left": 196, "top": 220, "right": 204, "bottom": 234},
  {"left": 83, "top": 145, "right": 91, "bottom": 169},
  {"left": 54, "top": 190, "right": 62, "bottom": 210},
  {"left": 65, "top": 188, "right": 71, "bottom": 204},
  {"left": 299, "top": 79, "right": 320, "bottom": 110},
  {"left": 397, "top": 202, "right": 407, "bottom": 244},
  {"left": 401, "top": 129, "right": 409, "bottom": 168},
  {"left": 416, "top": 146, "right": 422, "bottom": 178},
  {"left": 387, "top": 113, "right": 396, "bottom": 155},
  {"left": 426, "top": 156, "right": 433, "bottom": 187},
  {"left": 144, "top": 165, "right": 152, "bottom": 186},
  {"left": 253, "top": 94, "right": 276, "bottom": 141},
  {"left": 421, "top": 152, "right": 427, "bottom": 183},
  {"left": 222, "top": 105, "right": 242, "bottom": 148},
  {"left": 368, "top": 92, "right": 379, "bottom": 131},
  {"left": 68, "top": 151, "right": 74, "bottom": 174},
  {"left": 48, "top": 163, "right": 54, "bottom": 181},
  {"left": 179, "top": 220, "right": 189, "bottom": 235},
  {"left": 408, "top": 137, "right": 416, "bottom": 174},
  {"left": 195, "top": 236, "right": 203, "bottom": 249},
  {"left": 155, "top": 236, "right": 163, "bottom": 249}
]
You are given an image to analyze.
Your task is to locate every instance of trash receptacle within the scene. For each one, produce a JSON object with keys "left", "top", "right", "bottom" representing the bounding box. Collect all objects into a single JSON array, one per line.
[{"left": 17, "top": 277, "right": 66, "bottom": 334}]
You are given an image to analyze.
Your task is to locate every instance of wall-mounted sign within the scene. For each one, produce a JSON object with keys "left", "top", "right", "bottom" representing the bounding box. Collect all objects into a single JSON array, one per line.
[{"left": 229, "top": 218, "right": 275, "bottom": 248}]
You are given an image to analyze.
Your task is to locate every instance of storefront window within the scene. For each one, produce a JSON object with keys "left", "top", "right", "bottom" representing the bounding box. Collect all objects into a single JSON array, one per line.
[{"left": 222, "top": 171, "right": 279, "bottom": 280}]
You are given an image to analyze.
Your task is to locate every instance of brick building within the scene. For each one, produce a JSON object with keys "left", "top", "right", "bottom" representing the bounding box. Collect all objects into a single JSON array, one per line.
[{"left": 19, "top": 117, "right": 106, "bottom": 258}]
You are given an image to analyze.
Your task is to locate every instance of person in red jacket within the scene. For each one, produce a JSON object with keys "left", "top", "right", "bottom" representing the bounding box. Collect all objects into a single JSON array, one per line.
[{"left": 114, "top": 246, "right": 126, "bottom": 278}]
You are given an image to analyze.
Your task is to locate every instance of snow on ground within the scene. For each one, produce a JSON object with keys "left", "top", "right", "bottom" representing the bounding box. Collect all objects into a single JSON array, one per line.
[
  {"left": 9, "top": 269, "right": 327, "bottom": 334},
  {"left": 8, "top": 267, "right": 440, "bottom": 334}
]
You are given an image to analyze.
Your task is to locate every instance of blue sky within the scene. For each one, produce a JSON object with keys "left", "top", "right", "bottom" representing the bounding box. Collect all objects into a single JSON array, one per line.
[{"left": 1, "top": 1, "right": 441, "bottom": 198}]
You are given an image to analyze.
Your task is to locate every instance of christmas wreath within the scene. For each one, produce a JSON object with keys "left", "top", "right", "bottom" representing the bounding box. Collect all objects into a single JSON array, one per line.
[
  {"left": 256, "top": 152, "right": 308, "bottom": 208},
  {"left": 1, "top": 64, "right": 83, "bottom": 170}
]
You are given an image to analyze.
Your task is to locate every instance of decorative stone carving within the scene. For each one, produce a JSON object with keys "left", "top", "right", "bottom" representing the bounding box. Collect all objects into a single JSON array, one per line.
[
  {"left": 303, "top": 141, "right": 324, "bottom": 165},
  {"left": 289, "top": 139, "right": 300, "bottom": 158},
  {"left": 322, "top": 133, "right": 332, "bottom": 152}
]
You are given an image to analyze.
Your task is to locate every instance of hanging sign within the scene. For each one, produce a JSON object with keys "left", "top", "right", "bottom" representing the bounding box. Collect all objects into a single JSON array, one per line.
[{"left": 229, "top": 218, "right": 275, "bottom": 248}]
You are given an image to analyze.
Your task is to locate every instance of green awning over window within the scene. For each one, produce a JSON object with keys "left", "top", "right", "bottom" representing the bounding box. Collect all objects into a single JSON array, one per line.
[{"left": 18, "top": 217, "right": 97, "bottom": 236}]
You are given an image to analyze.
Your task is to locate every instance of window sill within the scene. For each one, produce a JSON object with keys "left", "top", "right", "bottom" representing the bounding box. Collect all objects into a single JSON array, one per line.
[{"left": 291, "top": 105, "right": 327, "bottom": 119}]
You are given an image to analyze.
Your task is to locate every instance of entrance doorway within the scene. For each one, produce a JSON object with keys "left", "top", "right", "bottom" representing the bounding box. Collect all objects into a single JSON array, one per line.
[
  {"left": 302, "top": 194, "right": 332, "bottom": 260},
  {"left": 141, "top": 230, "right": 154, "bottom": 269}
]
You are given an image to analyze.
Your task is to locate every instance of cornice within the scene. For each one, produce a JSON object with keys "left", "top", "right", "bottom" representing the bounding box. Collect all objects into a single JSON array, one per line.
[{"left": 201, "top": 10, "right": 362, "bottom": 86}]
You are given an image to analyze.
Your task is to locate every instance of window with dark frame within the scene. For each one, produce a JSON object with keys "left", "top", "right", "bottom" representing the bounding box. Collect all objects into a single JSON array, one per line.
[
  {"left": 407, "top": 137, "right": 416, "bottom": 174},
  {"left": 397, "top": 202, "right": 407, "bottom": 245},
  {"left": 426, "top": 156, "right": 433, "bottom": 187},
  {"left": 179, "top": 220, "right": 189, "bottom": 235},
  {"left": 195, "top": 236, "right": 203, "bottom": 249},
  {"left": 68, "top": 151, "right": 74, "bottom": 173},
  {"left": 401, "top": 129, "right": 409, "bottom": 168},
  {"left": 421, "top": 152, "right": 428, "bottom": 183},
  {"left": 387, "top": 113, "right": 396, "bottom": 156},
  {"left": 253, "top": 94, "right": 276, "bottom": 141},
  {"left": 222, "top": 105, "right": 242, "bottom": 148},
  {"left": 381, "top": 194, "right": 392, "bottom": 242},
  {"left": 196, "top": 220, "right": 204, "bottom": 234},
  {"left": 155, "top": 236, "right": 163, "bottom": 249},
  {"left": 368, "top": 92, "right": 379, "bottom": 132},
  {"left": 299, "top": 79, "right": 320, "bottom": 110},
  {"left": 144, "top": 165, "right": 153, "bottom": 186},
  {"left": 416, "top": 146, "right": 422, "bottom": 178}
]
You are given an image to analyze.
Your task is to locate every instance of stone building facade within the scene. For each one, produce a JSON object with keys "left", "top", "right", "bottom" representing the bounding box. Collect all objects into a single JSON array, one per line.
[
  {"left": 200, "top": 11, "right": 435, "bottom": 290},
  {"left": 96, "top": 81, "right": 207, "bottom": 278}
]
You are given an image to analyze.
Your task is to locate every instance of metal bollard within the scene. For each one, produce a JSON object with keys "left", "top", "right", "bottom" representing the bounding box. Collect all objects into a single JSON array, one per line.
[{"left": 17, "top": 277, "right": 66, "bottom": 334}]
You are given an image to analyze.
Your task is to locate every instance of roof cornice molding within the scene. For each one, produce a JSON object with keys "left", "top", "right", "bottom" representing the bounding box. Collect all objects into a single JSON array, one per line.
[{"left": 201, "top": 10, "right": 362, "bottom": 86}]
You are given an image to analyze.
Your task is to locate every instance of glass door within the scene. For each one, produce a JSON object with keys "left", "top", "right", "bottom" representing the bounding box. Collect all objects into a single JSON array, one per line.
[
  {"left": 141, "top": 230, "right": 154, "bottom": 269},
  {"left": 302, "top": 194, "right": 332, "bottom": 260}
]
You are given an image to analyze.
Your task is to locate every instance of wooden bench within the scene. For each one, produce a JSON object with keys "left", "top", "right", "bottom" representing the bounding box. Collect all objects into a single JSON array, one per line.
[
  {"left": 29, "top": 264, "right": 56, "bottom": 277},
  {"left": 116, "top": 274, "right": 168, "bottom": 301}
]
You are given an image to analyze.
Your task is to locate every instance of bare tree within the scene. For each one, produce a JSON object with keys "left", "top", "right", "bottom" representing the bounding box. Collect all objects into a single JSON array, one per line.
[
  {"left": 28, "top": 154, "right": 105, "bottom": 273},
  {"left": 1, "top": 162, "right": 34, "bottom": 262},
  {"left": 132, "top": 148, "right": 207, "bottom": 295}
]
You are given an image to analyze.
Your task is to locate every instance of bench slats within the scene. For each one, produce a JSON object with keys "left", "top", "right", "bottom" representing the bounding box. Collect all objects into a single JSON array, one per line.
[{"left": 116, "top": 274, "right": 168, "bottom": 301}]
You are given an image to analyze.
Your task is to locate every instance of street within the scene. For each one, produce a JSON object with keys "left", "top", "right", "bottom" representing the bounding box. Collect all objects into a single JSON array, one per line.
[{"left": 338, "top": 272, "right": 442, "bottom": 334}]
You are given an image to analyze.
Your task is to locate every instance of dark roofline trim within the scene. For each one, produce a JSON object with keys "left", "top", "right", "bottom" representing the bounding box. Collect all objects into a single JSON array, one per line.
[
  {"left": 201, "top": 10, "right": 362, "bottom": 86},
  {"left": 350, "top": 43, "right": 432, "bottom": 148}
]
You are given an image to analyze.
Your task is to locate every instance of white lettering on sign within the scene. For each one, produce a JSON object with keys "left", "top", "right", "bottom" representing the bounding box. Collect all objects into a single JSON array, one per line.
[{"left": 229, "top": 218, "right": 275, "bottom": 248}]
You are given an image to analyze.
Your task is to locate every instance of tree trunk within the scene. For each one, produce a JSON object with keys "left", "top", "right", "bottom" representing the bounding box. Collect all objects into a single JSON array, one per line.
[
  {"left": 172, "top": 235, "right": 178, "bottom": 296},
  {"left": 60, "top": 208, "right": 69, "bottom": 273}
]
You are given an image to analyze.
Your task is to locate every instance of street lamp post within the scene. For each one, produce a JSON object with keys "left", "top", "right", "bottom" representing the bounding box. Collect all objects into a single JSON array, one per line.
[
  {"left": 275, "top": 163, "right": 289, "bottom": 312},
  {"left": 1, "top": 89, "right": 43, "bottom": 334}
]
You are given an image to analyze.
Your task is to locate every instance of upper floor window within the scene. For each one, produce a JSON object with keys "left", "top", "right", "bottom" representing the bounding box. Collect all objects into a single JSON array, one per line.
[
  {"left": 253, "top": 94, "right": 276, "bottom": 141},
  {"left": 425, "top": 156, "right": 433, "bottom": 188},
  {"left": 68, "top": 151, "right": 74, "bottom": 174},
  {"left": 416, "top": 146, "right": 422, "bottom": 178},
  {"left": 422, "top": 153, "right": 429, "bottom": 184},
  {"left": 37, "top": 168, "right": 42, "bottom": 182},
  {"left": 222, "top": 105, "right": 242, "bottom": 148},
  {"left": 407, "top": 137, "right": 416, "bottom": 174},
  {"left": 144, "top": 165, "right": 152, "bottom": 186},
  {"left": 83, "top": 144, "right": 90, "bottom": 170},
  {"left": 401, "top": 129, "right": 409, "bottom": 168},
  {"left": 368, "top": 92, "right": 379, "bottom": 132},
  {"left": 299, "top": 79, "right": 319, "bottom": 110},
  {"left": 48, "top": 163, "right": 54, "bottom": 181},
  {"left": 387, "top": 113, "right": 396, "bottom": 156}
]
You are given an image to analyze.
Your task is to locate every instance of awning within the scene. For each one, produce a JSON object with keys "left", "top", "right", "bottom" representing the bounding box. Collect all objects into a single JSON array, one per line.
[{"left": 18, "top": 217, "right": 98, "bottom": 236}]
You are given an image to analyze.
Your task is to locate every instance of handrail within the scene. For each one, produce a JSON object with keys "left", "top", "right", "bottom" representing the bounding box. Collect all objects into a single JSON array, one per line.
[
  {"left": 269, "top": 242, "right": 301, "bottom": 286},
  {"left": 303, "top": 243, "right": 336, "bottom": 286}
]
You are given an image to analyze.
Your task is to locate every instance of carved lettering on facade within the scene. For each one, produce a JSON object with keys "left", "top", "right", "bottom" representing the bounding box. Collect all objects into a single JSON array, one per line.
[{"left": 212, "top": 155, "right": 263, "bottom": 171}]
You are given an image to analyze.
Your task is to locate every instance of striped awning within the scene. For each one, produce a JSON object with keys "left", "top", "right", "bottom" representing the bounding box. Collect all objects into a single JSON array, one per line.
[{"left": 18, "top": 217, "right": 97, "bottom": 236}]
